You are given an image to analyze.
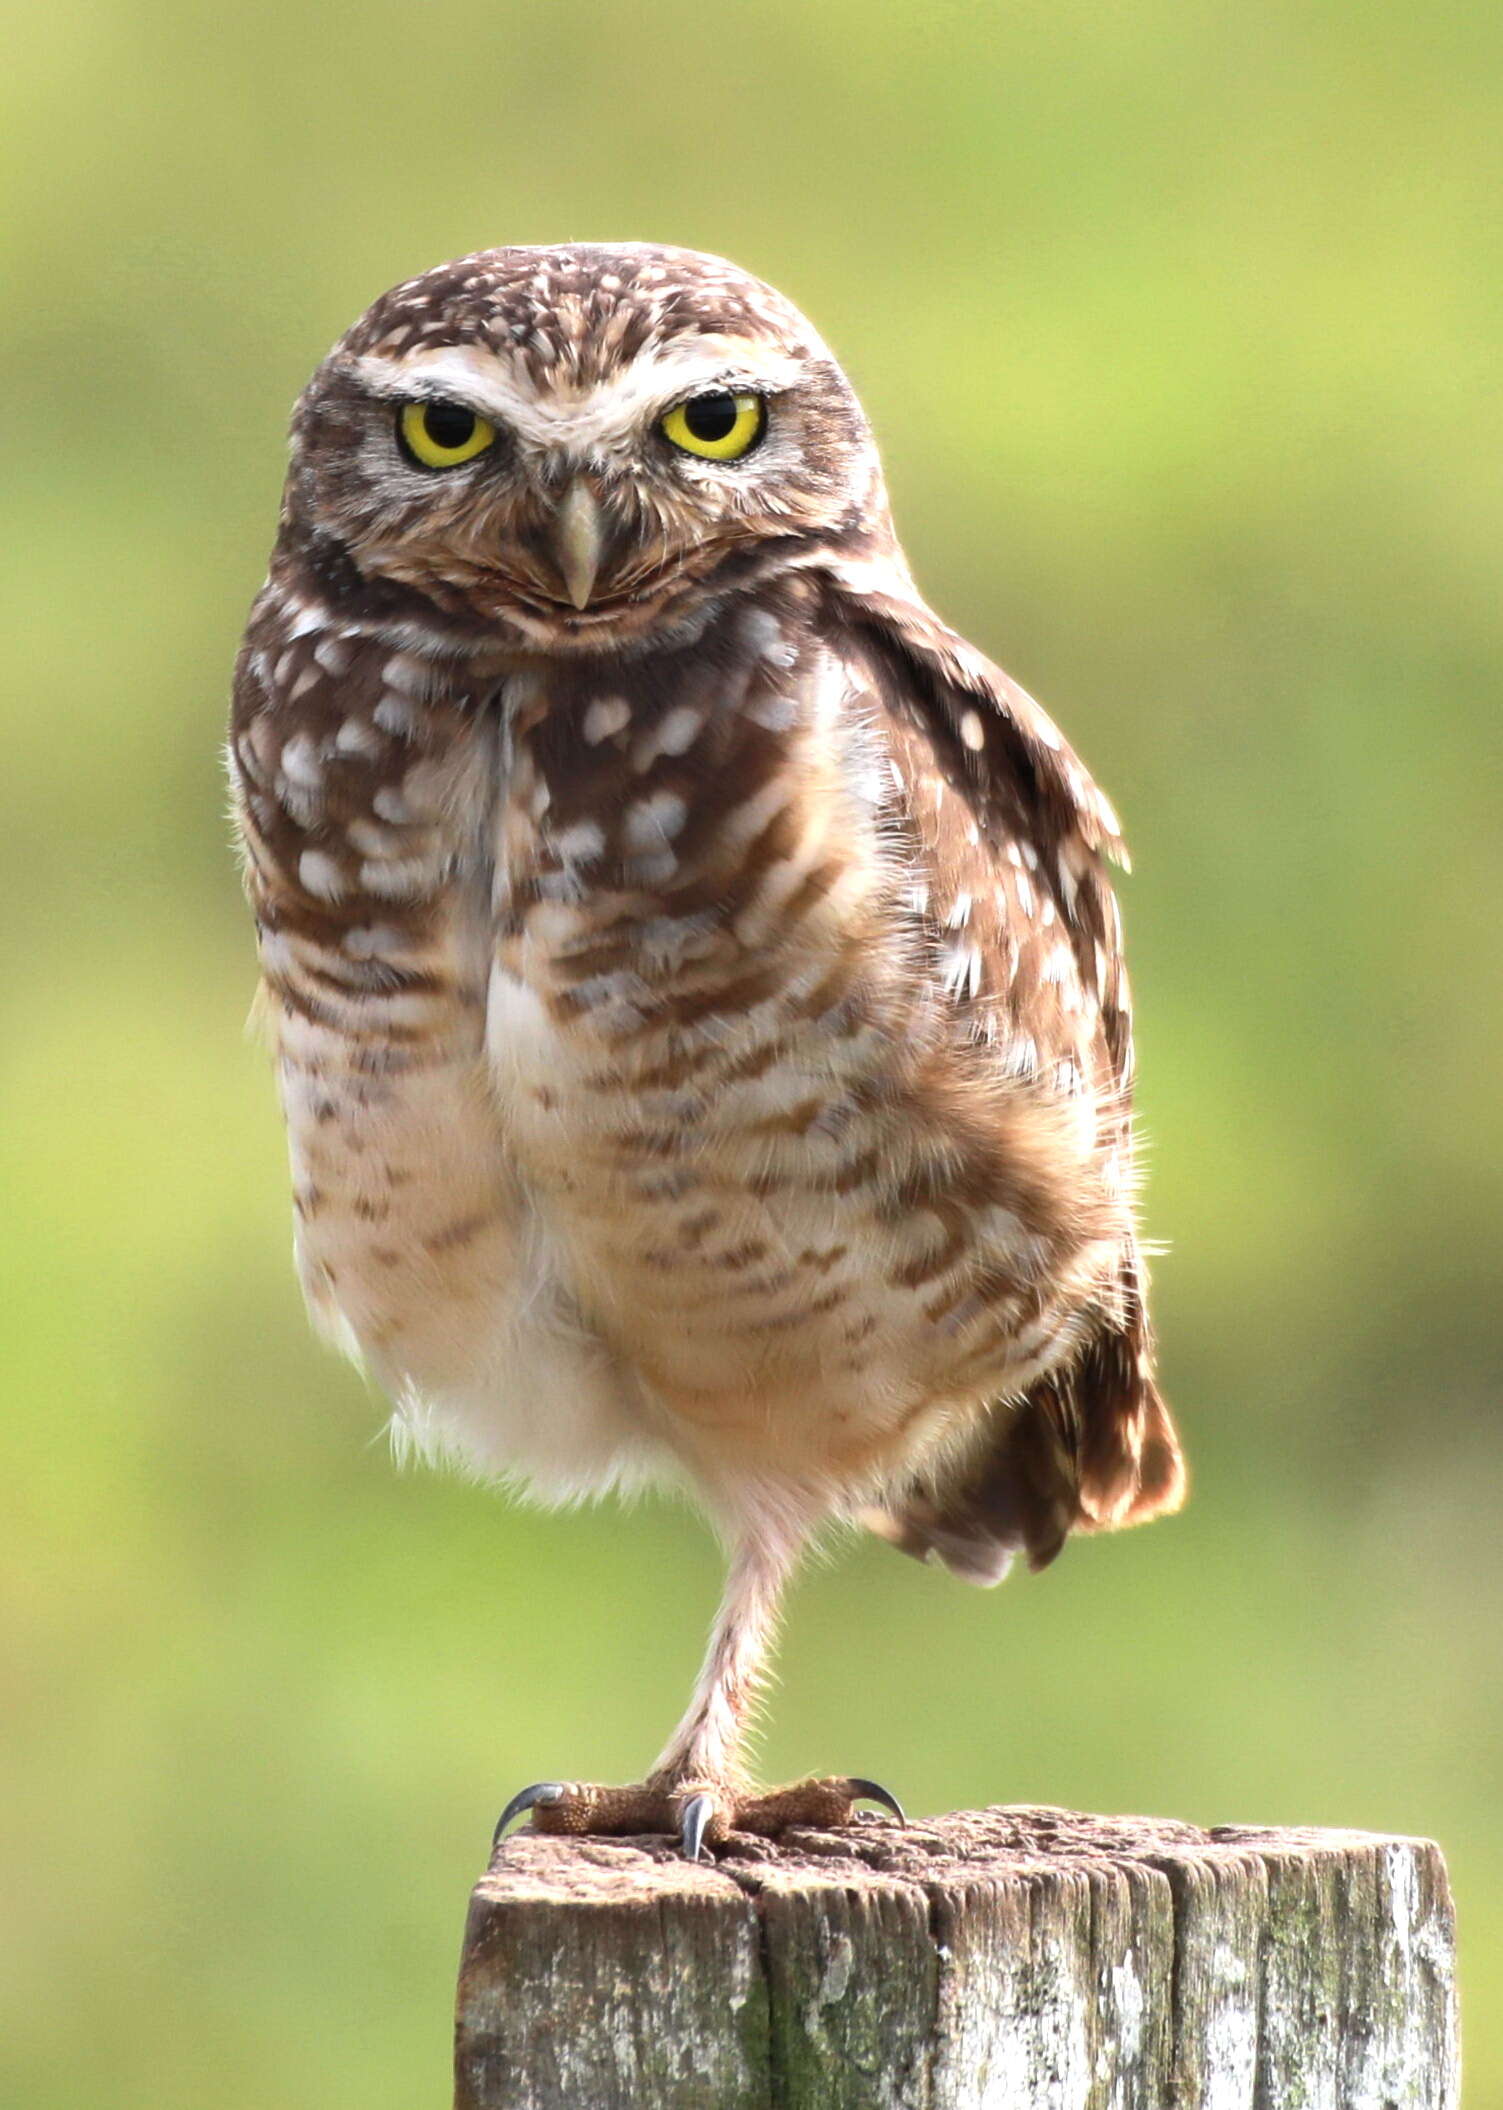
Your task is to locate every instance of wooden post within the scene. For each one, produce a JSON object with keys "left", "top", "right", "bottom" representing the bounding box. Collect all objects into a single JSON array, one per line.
[{"left": 454, "top": 1805, "right": 1459, "bottom": 2108}]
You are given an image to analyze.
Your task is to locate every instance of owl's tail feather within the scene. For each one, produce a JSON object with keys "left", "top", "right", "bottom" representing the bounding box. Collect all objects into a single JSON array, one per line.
[{"left": 863, "top": 1323, "right": 1187, "bottom": 1588}]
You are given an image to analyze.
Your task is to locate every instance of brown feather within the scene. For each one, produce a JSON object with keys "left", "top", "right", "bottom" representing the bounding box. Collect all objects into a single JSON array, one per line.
[
  {"left": 867, "top": 1260, "right": 1187, "bottom": 1587},
  {"left": 826, "top": 559, "right": 1184, "bottom": 1582}
]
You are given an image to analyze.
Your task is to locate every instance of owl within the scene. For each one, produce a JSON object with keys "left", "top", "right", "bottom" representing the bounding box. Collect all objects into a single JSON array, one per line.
[{"left": 229, "top": 244, "right": 1185, "bottom": 1857}]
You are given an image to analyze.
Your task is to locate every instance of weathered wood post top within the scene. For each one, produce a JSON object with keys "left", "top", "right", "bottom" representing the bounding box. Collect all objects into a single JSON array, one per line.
[{"left": 454, "top": 1804, "right": 1458, "bottom": 2108}]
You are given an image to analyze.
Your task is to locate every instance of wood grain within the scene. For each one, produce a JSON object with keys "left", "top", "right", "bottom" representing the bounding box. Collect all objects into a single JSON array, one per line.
[{"left": 454, "top": 1805, "right": 1458, "bottom": 2108}]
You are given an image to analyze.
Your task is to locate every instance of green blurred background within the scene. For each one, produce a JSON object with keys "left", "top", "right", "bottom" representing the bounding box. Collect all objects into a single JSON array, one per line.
[{"left": 3, "top": 0, "right": 1499, "bottom": 2100}]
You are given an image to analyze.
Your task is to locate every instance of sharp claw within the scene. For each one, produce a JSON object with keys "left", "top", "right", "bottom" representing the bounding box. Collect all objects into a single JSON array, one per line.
[
  {"left": 679, "top": 1792, "right": 715, "bottom": 1862},
  {"left": 492, "top": 1781, "right": 566, "bottom": 1849},
  {"left": 845, "top": 1777, "right": 906, "bottom": 1825}
]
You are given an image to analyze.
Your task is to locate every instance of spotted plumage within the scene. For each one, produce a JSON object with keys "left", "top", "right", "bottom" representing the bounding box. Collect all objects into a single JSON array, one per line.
[{"left": 229, "top": 243, "right": 1184, "bottom": 1848}]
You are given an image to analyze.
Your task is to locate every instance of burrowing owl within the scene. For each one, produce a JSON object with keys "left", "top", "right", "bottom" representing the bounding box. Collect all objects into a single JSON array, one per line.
[{"left": 229, "top": 244, "right": 1184, "bottom": 1855}]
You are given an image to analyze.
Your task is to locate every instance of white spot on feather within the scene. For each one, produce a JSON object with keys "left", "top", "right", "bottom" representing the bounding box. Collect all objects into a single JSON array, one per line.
[
  {"left": 298, "top": 850, "right": 345, "bottom": 900},
  {"left": 741, "top": 606, "right": 796, "bottom": 667},
  {"left": 552, "top": 818, "right": 606, "bottom": 862},
  {"left": 745, "top": 691, "right": 800, "bottom": 732},
  {"left": 941, "top": 943, "right": 984, "bottom": 1000},
  {"left": 335, "top": 717, "right": 383, "bottom": 757},
  {"left": 382, "top": 653, "right": 431, "bottom": 699},
  {"left": 343, "top": 924, "right": 406, "bottom": 959},
  {"left": 346, "top": 817, "right": 409, "bottom": 859},
  {"left": 1031, "top": 714, "right": 1063, "bottom": 752},
  {"left": 279, "top": 733, "right": 324, "bottom": 789},
  {"left": 623, "top": 790, "right": 687, "bottom": 851},
  {"left": 374, "top": 694, "right": 418, "bottom": 738},
  {"left": 638, "top": 704, "right": 704, "bottom": 763},
  {"left": 360, "top": 855, "right": 445, "bottom": 898},
  {"left": 583, "top": 695, "right": 631, "bottom": 744},
  {"left": 1057, "top": 858, "right": 1080, "bottom": 920},
  {"left": 313, "top": 634, "right": 352, "bottom": 677}
]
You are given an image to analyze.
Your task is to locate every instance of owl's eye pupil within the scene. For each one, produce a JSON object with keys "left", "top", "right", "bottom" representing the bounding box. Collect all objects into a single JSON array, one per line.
[
  {"left": 680, "top": 393, "right": 740, "bottom": 443},
  {"left": 421, "top": 401, "right": 477, "bottom": 450}
]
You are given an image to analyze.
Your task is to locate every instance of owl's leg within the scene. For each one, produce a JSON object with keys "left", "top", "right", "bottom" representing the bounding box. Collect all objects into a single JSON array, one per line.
[
  {"left": 649, "top": 1516, "right": 800, "bottom": 1794},
  {"left": 496, "top": 1516, "right": 902, "bottom": 1858}
]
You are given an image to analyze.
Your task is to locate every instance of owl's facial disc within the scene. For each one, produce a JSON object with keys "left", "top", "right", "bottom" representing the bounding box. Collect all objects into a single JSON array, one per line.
[{"left": 304, "top": 331, "right": 869, "bottom": 646}]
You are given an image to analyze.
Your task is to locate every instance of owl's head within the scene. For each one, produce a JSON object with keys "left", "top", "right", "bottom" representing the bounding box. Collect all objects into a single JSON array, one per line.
[{"left": 281, "top": 244, "right": 888, "bottom": 653}]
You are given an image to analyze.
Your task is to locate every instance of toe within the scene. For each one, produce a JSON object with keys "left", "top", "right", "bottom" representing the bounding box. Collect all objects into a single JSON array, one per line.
[
  {"left": 492, "top": 1779, "right": 697, "bottom": 1845},
  {"left": 736, "top": 1774, "right": 907, "bottom": 1836}
]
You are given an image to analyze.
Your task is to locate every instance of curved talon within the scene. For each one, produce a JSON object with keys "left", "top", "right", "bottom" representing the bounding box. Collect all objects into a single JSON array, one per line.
[
  {"left": 844, "top": 1777, "right": 906, "bottom": 1824},
  {"left": 493, "top": 1780, "right": 566, "bottom": 1849},
  {"left": 679, "top": 1792, "right": 715, "bottom": 1862}
]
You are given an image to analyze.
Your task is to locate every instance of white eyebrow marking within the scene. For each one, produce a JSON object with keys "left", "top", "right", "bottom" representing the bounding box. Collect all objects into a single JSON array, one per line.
[{"left": 348, "top": 340, "right": 805, "bottom": 454}]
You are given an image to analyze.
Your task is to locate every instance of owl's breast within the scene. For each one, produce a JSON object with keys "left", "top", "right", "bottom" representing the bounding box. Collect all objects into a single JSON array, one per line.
[
  {"left": 482, "top": 622, "right": 900, "bottom": 1452},
  {"left": 481, "top": 601, "right": 1124, "bottom": 1489}
]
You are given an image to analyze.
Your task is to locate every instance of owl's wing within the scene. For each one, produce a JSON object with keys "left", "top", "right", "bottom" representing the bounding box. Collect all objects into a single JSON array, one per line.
[
  {"left": 830, "top": 566, "right": 1130, "bottom": 861},
  {"left": 825, "top": 560, "right": 1132, "bottom": 1074},
  {"left": 822, "top": 559, "right": 1186, "bottom": 1578}
]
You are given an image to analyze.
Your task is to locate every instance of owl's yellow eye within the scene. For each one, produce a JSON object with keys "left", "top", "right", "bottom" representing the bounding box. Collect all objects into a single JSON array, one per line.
[
  {"left": 397, "top": 399, "right": 498, "bottom": 469},
  {"left": 660, "top": 391, "right": 765, "bottom": 462}
]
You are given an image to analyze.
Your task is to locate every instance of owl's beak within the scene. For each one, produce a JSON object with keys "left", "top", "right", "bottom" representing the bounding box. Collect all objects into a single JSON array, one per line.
[{"left": 551, "top": 477, "right": 605, "bottom": 610}]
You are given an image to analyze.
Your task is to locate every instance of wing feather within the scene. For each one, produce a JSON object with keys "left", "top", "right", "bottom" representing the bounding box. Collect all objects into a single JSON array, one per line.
[{"left": 824, "top": 559, "right": 1186, "bottom": 1578}]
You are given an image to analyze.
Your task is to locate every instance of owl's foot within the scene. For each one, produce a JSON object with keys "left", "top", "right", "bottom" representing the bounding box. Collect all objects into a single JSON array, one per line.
[{"left": 493, "top": 1774, "right": 904, "bottom": 1860}]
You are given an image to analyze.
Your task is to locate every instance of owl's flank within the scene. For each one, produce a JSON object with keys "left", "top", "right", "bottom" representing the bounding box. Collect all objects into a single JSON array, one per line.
[{"left": 229, "top": 242, "right": 1184, "bottom": 1854}]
